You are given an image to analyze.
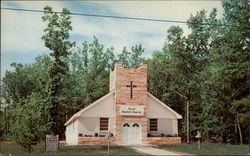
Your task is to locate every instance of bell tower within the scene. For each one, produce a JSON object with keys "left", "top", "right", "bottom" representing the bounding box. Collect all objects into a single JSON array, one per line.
[{"left": 110, "top": 63, "right": 148, "bottom": 144}]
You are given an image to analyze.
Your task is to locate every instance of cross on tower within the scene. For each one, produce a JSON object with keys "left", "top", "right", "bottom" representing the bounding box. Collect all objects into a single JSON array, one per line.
[{"left": 126, "top": 81, "right": 137, "bottom": 99}]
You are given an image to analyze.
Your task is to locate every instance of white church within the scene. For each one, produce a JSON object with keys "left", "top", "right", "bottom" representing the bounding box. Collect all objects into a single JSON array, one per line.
[{"left": 65, "top": 63, "right": 182, "bottom": 145}]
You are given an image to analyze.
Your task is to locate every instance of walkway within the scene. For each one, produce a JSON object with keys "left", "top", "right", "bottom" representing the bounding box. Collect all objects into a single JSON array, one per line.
[{"left": 127, "top": 145, "right": 191, "bottom": 155}]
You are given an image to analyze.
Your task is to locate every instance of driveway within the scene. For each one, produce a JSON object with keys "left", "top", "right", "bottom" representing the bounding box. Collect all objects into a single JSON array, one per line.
[{"left": 126, "top": 145, "right": 191, "bottom": 155}]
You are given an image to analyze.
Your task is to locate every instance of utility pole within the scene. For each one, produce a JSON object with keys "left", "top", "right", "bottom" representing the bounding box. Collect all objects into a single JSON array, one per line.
[
  {"left": 187, "top": 100, "right": 190, "bottom": 144},
  {"left": 171, "top": 90, "right": 189, "bottom": 143}
]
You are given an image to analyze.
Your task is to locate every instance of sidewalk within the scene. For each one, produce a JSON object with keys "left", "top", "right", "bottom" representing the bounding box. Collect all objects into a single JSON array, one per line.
[{"left": 127, "top": 145, "right": 192, "bottom": 155}]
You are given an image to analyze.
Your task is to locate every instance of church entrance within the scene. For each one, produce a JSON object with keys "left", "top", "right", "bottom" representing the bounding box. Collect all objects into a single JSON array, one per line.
[{"left": 121, "top": 122, "right": 141, "bottom": 145}]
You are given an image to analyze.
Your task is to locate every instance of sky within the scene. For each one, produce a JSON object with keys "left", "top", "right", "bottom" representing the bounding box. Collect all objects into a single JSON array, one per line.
[{"left": 1, "top": 1, "right": 223, "bottom": 79}]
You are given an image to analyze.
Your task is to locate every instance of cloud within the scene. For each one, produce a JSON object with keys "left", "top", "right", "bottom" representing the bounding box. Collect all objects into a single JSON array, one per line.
[
  {"left": 1, "top": 1, "right": 68, "bottom": 54},
  {"left": 1, "top": 1, "right": 223, "bottom": 78}
]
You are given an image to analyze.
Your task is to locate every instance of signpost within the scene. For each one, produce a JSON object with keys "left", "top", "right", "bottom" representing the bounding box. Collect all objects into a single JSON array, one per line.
[
  {"left": 106, "top": 130, "right": 110, "bottom": 154},
  {"left": 106, "top": 115, "right": 111, "bottom": 154},
  {"left": 46, "top": 135, "right": 59, "bottom": 152},
  {"left": 195, "top": 131, "right": 202, "bottom": 150}
]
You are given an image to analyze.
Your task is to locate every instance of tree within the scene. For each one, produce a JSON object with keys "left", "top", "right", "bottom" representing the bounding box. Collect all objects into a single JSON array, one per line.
[
  {"left": 200, "top": 0, "right": 249, "bottom": 143},
  {"left": 41, "top": 6, "right": 74, "bottom": 135},
  {"left": 148, "top": 8, "right": 219, "bottom": 143},
  {"left": 118, "top": 47, "right": 130, "bottom": 67},
  {"left": 230, "top": 97, "right": 250, "bottom": 145},
  {"left": 11, "top": 93, "right": 49, "bottom": 153},
  {"left": 130, "top": 44, "right": 145, "bottom": 68}
]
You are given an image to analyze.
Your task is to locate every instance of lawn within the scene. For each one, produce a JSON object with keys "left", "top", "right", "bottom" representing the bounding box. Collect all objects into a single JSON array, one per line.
[
  {"left": 0, "top": 142, "right": 140, "bottom": 156},
  {"left": 160, "top": 143, "right": 250, "bottom": 155}
]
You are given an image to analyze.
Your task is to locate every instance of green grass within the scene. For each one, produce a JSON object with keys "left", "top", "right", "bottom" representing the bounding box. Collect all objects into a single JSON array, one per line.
[
  {"left": 0, "top": 142, "right": 140, "bottom": 156},
  {"left": 160, "top": 143, "right": 250, "bottom": 155}
]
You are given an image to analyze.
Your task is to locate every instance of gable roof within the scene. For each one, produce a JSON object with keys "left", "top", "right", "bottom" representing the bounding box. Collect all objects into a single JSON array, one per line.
[
  {"left": 65, "top": 91, "right": 182, "bottom": 126},
  {"left": 64, "top": 91, "right": 115, "bottom": 126},
  {"left": 147, "top": 92, "right": 182, "bottom": 119}
]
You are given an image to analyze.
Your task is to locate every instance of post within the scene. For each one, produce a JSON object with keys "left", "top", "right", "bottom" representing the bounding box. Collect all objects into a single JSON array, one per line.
[
  {"left": 187, "top": 100, "right": 190, "bottom": 144},
  {"left": 198, "top": 138, "right": 200, "bottom": 150},
  {"left": 195, "top": 131, "right": 201, "bottom": 150},
  {"left": 107, "top": 116, "right": 110, "bottom": 154},
  {"left": 170, "top": 90, "right": 189, "bottom": 144},
  {"left": 108, "top": 130, "right": 110, "bottom": 154}
]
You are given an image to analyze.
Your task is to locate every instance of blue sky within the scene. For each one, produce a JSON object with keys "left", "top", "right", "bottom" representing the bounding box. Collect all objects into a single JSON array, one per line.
[{"left": 1, "top": 1, "right": 223, "bottom": 79}]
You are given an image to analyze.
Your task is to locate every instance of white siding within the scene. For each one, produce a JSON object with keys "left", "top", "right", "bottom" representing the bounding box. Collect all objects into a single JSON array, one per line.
[
  {"left": 80, "top": 93, "right": 114, "bottom": 117},
  {"left": 78, "top": 117, "right": 115, "bottom": 136},
  {"left": 147, "top": 95, "right": 177, "bottom": 118},
  {"left": 147, "top": 119, "right": 178, "bottom": 135},
  {"left": 78, "top": 117, "right": 99, "bottom": 136},
  {"left": 65, "top": 120, "right": 78, "bottom": 145},
  {"left": 147, "top": 94, "right": 179, "bottom": 135}
]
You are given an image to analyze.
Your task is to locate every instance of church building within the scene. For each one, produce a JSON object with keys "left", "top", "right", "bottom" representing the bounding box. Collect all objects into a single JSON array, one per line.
[{"left": 65, "top": 63, "right": 182, "bottom": 145}]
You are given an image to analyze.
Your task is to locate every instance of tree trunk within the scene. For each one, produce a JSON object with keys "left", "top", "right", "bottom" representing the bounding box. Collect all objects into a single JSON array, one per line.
[
  {"left": 236, "top": 119, "right": 243, "bottom": 145},
  {"left": 235, "top": 122, "right": 237, "bottom": 145},
  {"left": 187, "top": 100, "right": 190, "bottom": 144},
  {"left": 28, "top": 148, "right": 31, "bottom": 156}
]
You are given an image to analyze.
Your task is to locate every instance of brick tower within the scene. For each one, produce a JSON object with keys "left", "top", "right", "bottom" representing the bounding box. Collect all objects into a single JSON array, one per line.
[{"left": 110, "top": 63, "right": 148, "bottom": 144}]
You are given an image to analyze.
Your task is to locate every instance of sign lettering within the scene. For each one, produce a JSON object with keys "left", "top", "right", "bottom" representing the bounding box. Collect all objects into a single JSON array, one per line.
[{"left": 120, "top": 105, "right": 144, "bottom": 116}]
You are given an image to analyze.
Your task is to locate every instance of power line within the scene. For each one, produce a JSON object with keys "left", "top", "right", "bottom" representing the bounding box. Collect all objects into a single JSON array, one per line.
[{"left": 1, "top": 7, "right": 243, "bottom": 28}]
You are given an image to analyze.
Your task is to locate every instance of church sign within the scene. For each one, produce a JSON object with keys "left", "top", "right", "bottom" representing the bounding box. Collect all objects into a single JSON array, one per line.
[
  {"left": 120, "top": 105, "right": 144, "bottom": 116},
  {"left": 46, "top": 135, "right": 59, "bottom": 152}
]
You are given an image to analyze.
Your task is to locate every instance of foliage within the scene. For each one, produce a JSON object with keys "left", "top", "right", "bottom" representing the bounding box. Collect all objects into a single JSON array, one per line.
[
  {"left": 198, "top": 0, "right": 250, "bottom": 143},
  {"left": 10, "top": 93, "right": 49, "bottom": 153},
  {"left": 41, "top": 6, "right": 74, "bottom": 135},
  {"left": 130, "top": 44, "right": 145, "bottom": 68},
  {"left": 118, "top": 44, "right": 145, "bottom": 67},
  {"left": 1, "top": 55, "right": 51, "bottom": 140},
  {"left": 147, "top": 0, "right": 249, "bottom": 144},
  {"left": 118, "top": 47, "right": 130, "bottom": 67}
]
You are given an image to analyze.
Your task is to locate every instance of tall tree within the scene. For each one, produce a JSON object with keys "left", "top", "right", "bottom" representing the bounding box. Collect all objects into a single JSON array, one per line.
[
  {"left": 148, "top": 8, "right": 218, "bottom": 143},
  {"left": 200, "top": 0, "right": 250, "bottom": 143},
  {"left": 41, "top": 6, "right": 74, "bottom": 135}
]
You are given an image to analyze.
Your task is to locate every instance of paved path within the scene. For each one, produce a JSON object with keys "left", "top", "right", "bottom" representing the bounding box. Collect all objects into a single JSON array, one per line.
[{"left": 127, "top": 145, "right": 191, "bottom": 155}]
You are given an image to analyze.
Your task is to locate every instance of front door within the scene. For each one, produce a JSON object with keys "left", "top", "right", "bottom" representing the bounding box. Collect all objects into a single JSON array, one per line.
[{"left": 121, "top": 122, "right": 141, "bottom": 145}]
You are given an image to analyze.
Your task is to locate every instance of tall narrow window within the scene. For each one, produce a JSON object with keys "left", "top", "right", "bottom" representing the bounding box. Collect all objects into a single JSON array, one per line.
[
  {"left": 150, "top": 118, "right": 158, "bottom": 131},
  {"left": 100, "top": 118, "right": 109, "bottom": 131}
]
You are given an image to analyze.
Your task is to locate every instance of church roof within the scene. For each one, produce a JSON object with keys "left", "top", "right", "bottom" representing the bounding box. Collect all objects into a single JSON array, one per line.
[
  {"left": 64, "top": 91, "right": 115, "bottom": 126},
  {"left": 147, "top": 92, "right": 182, "bottom": 119},
  {"left": 64, "top": 91, "right": 182, "bottom": 126}
]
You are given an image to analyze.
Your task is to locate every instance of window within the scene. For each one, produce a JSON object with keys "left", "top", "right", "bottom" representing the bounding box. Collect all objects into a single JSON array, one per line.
[
  {"left": 150, "top": 118, "right": 158, "bottom": 131},
  {"left": 123, "top": 123, "right": 130, "bottom": 127},
  {"left": 132, "top": 123, "right": 139, "bottom": 127},
  {"left": 100, "top": 118, "right": 109, "bottom": 131}
]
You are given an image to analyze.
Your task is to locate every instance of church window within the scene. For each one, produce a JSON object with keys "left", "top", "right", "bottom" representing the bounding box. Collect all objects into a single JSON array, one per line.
[
  {"left": 132, "top": 123, "right": 139, "bottom": 127},
  {"left": 150, "top": 119, "right": 158, "bottom": 131},
  {"left": 123, "top": 123, "right": 130, "bottom": 127},
  {"left": 100, "top": 118, "right": 109, "bottom": 131}
]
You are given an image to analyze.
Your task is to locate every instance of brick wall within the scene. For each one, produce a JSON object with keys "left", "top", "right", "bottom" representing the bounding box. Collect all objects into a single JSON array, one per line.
[
  {"left": 78, "top": 137, "right": 181, "bottom": 145},
  {"left": 113, "top": 63, "right": 148, "bottom": 144},
  {"left": 78, "top": 137, "right": 115, "bottom": 145},
  {"left": 145, "top": 137, "right": 182, "bottom": 144}
]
